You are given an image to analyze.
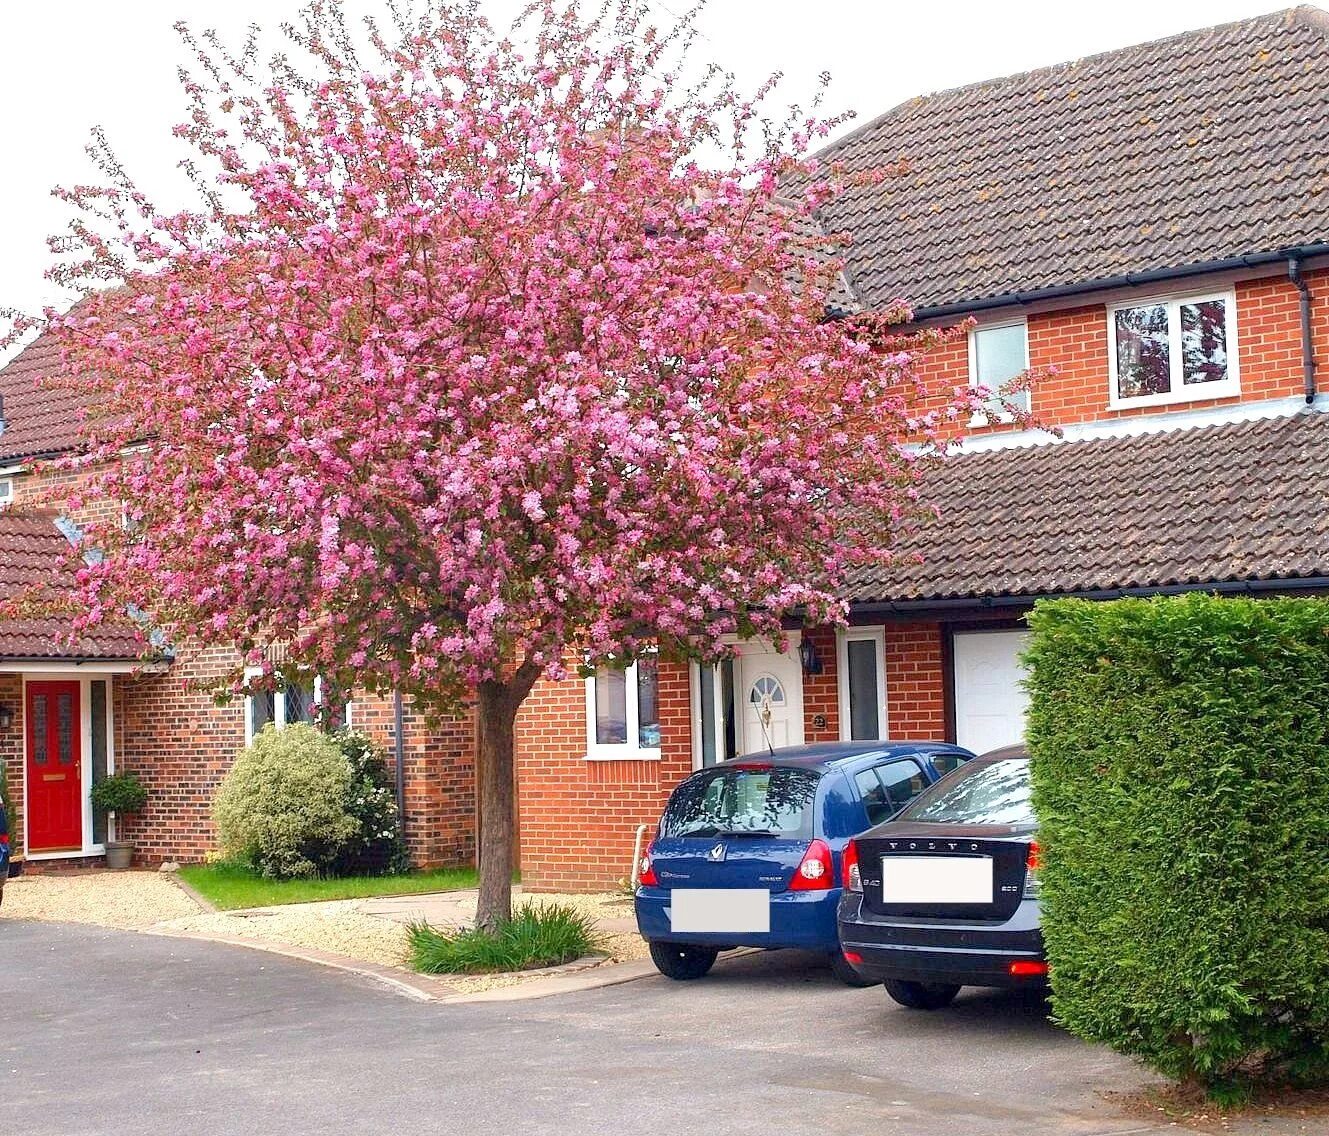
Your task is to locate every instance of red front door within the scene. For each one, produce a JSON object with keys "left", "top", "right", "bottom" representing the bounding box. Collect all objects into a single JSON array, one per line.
[{"left": 26, "top": 681, "right": 83, "bottom": 852}]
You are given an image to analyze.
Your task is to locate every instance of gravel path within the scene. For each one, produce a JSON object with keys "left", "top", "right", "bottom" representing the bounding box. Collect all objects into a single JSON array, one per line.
[
  {"left": 3, "top": 873, "right": 649, "bottom": 988},
  {"left": 157, "top": 889, "right": 648, "bottom": 975},
  {"left": 157, "top": 902, "right": 411, "bottom": 967},
  {"left": 1, "top": 871, "right": 204, "bottom": 928}
]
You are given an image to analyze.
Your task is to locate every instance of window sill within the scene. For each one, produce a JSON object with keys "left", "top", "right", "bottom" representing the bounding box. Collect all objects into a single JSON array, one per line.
[
  {"left": 1108, "top": 382, "right": 1241, "bottom": 412},
  {"left": 584, "top": 748, "right": 662, "bottom": 762},
  {"left": 968, "top": 410, "right": 1020, "bottom": 428}
]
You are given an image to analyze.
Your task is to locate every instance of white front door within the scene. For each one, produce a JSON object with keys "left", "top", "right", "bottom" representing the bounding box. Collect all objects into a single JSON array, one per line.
[
  {"left": 952, "top": 630, "right": 1030, "bottom": 754},
  {"left": 736, "top": 640, "right": 805, "bottom": 754}
]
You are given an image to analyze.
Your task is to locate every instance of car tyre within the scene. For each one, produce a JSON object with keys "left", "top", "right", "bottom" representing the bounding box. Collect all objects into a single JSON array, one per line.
[
  {"left": 828, "top": 949, "right": 877, "bottom": 987},
  {"left": 883, "top": 979, "right": 961, "bottom": 1010},
  {"left": 649, "top": 941, "right": 718, "bottom": 981}
]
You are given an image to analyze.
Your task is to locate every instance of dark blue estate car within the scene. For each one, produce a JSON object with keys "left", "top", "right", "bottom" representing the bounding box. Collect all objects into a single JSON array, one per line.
[
  {"left": 635, "top": 740, "right": 974, "bottom": 983},
  {"left": 838, "top": 746, "right": 1044, "bottom": 1009}
]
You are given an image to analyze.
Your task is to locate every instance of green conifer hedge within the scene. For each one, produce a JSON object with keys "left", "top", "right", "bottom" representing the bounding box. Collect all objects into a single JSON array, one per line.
[{"left": 1026, "top": 594, "right": 1329, "bottom": 1100}]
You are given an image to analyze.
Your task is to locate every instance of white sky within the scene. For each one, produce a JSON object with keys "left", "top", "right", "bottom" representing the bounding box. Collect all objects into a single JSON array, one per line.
[{"left": 0, "top": 0, "right": 1291, "bottom": 318}]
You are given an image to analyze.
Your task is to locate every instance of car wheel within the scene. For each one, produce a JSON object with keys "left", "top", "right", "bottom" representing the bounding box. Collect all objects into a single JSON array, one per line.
[
  {"left": 649, "top": 941, "right": 718, "bottom": 981},
  {"left": 883, "top": 979, "right": 961, "bottom": 1010},
  {"left": 828, "top": 949, "right": 876, "bottom": 987}
]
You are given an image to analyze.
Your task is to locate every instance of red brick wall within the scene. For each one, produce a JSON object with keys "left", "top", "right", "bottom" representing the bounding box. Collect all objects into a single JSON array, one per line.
[
  {"left": 0, "top": 674, "right": 23, "bottom": 851},
  {"left": 112, "top": 663, "right": 477, "bottom": 868},
  {"left": 884, "top": 622, "right": 946, "bottom": 739},
  {"left": 801, "top": 627, "right": 840, "bottom": 744},
  {"left": 516, "top": 657, "right": 694, "bottom": 893},
  {"left": 113, "top": 647, "right": 246, "bottom": 863},
  {"left": 911, "top": 267, "right": 1329, "bottom": 440},
  {"left": 516, "top": 622, "right": 959, "bottom": 892},
  {"left": 348, "top": 691, "right": 476, "bottom": 869}
]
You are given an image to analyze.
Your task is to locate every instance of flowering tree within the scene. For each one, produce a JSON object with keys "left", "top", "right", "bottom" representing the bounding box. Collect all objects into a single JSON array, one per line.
[{"left": 13, "top": 0, "right": 991, "bottom": 927}]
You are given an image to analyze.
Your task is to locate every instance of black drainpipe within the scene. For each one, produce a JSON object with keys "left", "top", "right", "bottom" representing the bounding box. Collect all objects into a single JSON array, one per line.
[
  {"left": 1288, "top": 257, "right": 1317, "bottom": 404},
  {"left": 393, "top": 689, "right": 407, "bottom": 841}
]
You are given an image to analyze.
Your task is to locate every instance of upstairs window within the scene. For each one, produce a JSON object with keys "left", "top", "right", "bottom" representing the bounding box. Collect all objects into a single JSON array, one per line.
[
  {"left": 1109, "top": 291, "right": 1239, "bottom": 407},
  {"left": 968, "top": 321, "right": 1030, "bottom": 424},
  {"left": 586, "top": 654, "right": 661, "bottom": 759},
  {"left": 0, "top": 478, "right": 11, "bottom": 509}
]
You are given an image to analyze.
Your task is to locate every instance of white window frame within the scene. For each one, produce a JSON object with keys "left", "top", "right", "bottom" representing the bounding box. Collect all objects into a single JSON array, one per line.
[
  {"left": 243, "top": 670, "right": 345, "bottom": 744},
  {"left": 690, "top": 659, "right": 734, "bottom": 771},
  {"left": 837, "top": 627, "right": 888, "bottom": 742},
  {"left": 585, "top": 655, "right": 661, "bottom": 761},
  {"left": 968, "top": 319, "right": 1030, "bottom": 426},
  {"left": 0, "top": 477, "right": 13, "bottom": 509},
  {"left": 1107, "top": 289, "right": 1241, "bottom": 410}
]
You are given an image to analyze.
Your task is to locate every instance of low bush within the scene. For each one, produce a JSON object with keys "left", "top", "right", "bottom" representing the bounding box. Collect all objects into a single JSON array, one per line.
[
  {"left": 407, "top": 903, "right": 598, "bottom": 974},
  {"left": 214, "top": 724, "right": 360, "bottom": 879},
  {"left": 1026, "top": 594, "right": 1329, "bottom": 1101}
]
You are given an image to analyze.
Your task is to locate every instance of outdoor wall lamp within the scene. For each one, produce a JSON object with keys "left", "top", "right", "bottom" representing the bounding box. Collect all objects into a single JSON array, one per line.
[
  {"left": 0, "top": 704, "right": 13, "bottom": 730},
  {"left": 798, "top": 637, "right": 823, "bottom": 676}
]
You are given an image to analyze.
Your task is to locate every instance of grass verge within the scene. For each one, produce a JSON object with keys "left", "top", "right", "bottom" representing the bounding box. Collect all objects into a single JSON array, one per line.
[
  {"left": 177, "top": 860, "right": 488, "bottom": 910},
  {"left": 408, "top": 903, "right": 599, "bottom": 974}
]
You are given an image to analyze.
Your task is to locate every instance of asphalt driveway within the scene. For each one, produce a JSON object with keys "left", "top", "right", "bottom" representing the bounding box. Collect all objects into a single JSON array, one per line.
[{"left": 0, "top": 919, "right": 1275, "bottom": 1136}]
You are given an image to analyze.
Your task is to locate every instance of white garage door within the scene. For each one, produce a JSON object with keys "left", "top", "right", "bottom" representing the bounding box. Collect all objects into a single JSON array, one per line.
[{"left": 952, "top": 630, "right": 1030, "bottom": 755}]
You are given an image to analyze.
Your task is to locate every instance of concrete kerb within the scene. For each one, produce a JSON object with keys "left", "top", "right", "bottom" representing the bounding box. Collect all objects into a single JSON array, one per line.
[
  {"left": 134, "top": 879, "right": 669, "bottom": 1003},
  {"left": 164, "top": 871, "right": 218, "bottom": 913},
  {"left": 142, "top": 923, "right": 663, "bottom": 1004}
]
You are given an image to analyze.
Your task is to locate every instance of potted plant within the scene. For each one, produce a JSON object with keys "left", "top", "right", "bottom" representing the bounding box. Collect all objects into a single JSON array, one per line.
[{"left": 90, "top": 773, "right": 148, "bottom": 869}]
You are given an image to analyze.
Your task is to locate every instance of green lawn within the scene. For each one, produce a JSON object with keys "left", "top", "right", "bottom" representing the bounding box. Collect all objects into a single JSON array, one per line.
[{"left": 178, "top": 861, "right": 487, "bottom": 910}]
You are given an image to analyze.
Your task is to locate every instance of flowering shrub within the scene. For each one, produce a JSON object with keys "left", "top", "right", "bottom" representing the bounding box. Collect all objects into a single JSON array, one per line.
[
  {"left": 215, "top": 724, "right": 359, "bottom": 879},
  {"left": 328, "top": 731, "right": 409, "bottom": 877}
]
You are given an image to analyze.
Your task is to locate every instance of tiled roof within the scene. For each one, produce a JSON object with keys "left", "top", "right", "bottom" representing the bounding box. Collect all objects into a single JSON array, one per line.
[
  {"left": 0, "top": 322, "right": 94, "bottom": 463},
  {"left": 0, "top": 511, "right": 142, "bottom": 659},
  {"left": 849, "top": 411, "right": 1329, "bottom": 604},
  {"left": 815, "top": 6, "right": 1329, "bottom": 314}
]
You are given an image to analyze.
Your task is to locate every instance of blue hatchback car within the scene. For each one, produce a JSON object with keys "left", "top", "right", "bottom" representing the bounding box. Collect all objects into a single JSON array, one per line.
[
  {"left": 635, "top": 740, "right": 975, "bottom": 983},
  {"left": 0, "top": 798, "right": 9, "bottom": 906}
]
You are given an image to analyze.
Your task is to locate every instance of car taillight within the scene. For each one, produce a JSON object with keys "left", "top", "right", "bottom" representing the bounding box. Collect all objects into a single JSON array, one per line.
[
  {"left": 1009, "top": 959, "right": 1048, "bottom": 977},
  {"left": 1023, "top": 839, "right": 1041, "bottom": 899},
  {"left": 841, "top": 839, "right": 861, "bottom": 892},
  {"left": 789, "top": 838, "right": 833, "bottom": 891},
  {"left": 637, "top": 842, "right": 659, "bottom": 888},
  {"left": 0, "top": 833, "right": 8, "bottom": 850}
]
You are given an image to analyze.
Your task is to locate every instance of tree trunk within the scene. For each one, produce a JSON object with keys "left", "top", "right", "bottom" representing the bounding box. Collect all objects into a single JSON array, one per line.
[{"left": 474, "top": 677, "right": 523, "bottom": 933}]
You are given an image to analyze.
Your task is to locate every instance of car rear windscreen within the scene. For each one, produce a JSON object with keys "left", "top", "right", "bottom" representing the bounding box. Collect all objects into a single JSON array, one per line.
[
  {"left": 659, "top": 766, "right": 821, "bottom": 839},
  {"left": 896, "top": 757, "right": 1034, "bottom": 826}
]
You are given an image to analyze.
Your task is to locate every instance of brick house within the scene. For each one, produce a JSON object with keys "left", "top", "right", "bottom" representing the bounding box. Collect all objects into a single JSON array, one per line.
[
  {"left": 0, "top": 335, "right": 478, "bottom": 868},
  {"left": 4, "top": 7, "right": 1329, "bottom": 888},
  {"left": 513, "top": 6, "right": 1329, "bottom": 891}
]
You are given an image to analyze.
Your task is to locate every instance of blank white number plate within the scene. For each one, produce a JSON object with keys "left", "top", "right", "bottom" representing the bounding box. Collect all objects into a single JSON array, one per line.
[
  {"left": 881, "top": 856, "right": 993, "bottom": 904},
  {"left": 670, "top": 889, "right": 770, "bottom": 933}
]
